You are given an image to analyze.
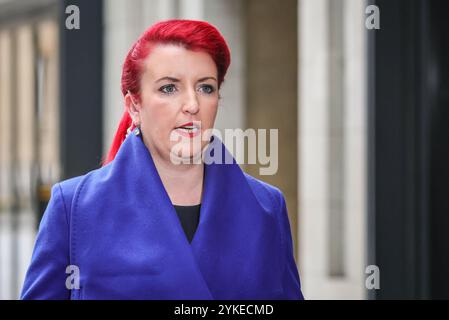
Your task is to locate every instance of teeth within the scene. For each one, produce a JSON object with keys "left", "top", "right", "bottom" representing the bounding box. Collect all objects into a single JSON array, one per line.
[{"left": 177, "top": 127, "right": 198, "bottom": 132}]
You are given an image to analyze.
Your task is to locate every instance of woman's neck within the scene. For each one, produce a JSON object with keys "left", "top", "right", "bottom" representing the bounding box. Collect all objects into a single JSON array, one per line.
[{"left": 151, "top": 152, "right": 204, "bottom": 206}]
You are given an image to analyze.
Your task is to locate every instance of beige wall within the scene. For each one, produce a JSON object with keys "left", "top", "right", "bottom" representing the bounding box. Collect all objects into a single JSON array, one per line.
[
  {"left": 298, "top": 0, "right": 367, "bottom": 299},
  {"left": 244, "top": 0, "right": 299, "bottom": 260}
]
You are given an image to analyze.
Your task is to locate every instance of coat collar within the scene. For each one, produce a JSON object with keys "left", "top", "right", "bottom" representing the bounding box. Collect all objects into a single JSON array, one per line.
[
  {"left": 74, "top": 132, "right": 283, "bottom": 299},
  {"left": 109, "top": 132, "right": 266, "bottom": 246}
]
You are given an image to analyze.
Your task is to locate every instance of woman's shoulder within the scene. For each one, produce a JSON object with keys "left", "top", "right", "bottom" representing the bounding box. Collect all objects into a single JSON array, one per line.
[
  {"left": 242, "top": 172, "right": 285, "bottom": 213},
  {"left": 55, "top": 164, "right": 112, "bottom": 204}
]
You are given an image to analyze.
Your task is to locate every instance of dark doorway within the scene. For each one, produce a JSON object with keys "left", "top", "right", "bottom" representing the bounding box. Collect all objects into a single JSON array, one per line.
[{"left": 368, "top": 0, "right": 449, "bottom": 299}]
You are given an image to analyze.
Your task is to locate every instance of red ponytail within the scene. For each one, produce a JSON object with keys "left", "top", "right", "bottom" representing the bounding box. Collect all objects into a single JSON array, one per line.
[{"left": 101, "top": 111, "right": 133, "bottom": 166}]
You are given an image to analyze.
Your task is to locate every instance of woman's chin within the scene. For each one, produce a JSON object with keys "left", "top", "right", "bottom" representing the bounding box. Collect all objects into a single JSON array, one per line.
[{"left": 169, "top": 146, "right": 203, "bottom": 164}]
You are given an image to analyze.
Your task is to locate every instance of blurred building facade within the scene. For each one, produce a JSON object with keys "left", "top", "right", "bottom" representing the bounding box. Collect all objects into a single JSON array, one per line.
[{"left": 0, "top": 0, "right": 448, "bottom": 300}]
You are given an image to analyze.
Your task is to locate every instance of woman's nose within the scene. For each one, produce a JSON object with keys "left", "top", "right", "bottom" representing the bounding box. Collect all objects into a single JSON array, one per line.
[{"left": 182, "top": 88, "right": 200, "bottom": 114}]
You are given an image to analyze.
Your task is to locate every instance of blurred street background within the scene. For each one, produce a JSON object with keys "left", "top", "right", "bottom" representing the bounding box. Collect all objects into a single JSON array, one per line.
[{"left": 0, "top": 0, "right": 448, "bottom": 299}]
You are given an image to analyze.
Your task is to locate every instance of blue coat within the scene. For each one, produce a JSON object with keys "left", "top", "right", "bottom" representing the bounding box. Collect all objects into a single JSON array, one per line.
[{"left": 21, "top": 133, "right": 304, "bottom": 300}]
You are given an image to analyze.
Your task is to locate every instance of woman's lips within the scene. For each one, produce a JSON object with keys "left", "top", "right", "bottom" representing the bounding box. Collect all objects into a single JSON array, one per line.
[
  {"left": 174, "top": 126, "right": 200, "bottom": 138},
  {"left": 175, "top": 121, "right": 201, "bottom": 138}
]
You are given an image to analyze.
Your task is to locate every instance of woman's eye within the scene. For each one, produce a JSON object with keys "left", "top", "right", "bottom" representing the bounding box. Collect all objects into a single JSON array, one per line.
[
  {"left": 159, "top": 84, "right": 177, "bottom": 94},
  {"left": 198, "top": 84, "right": 215, "bottom": 94}
]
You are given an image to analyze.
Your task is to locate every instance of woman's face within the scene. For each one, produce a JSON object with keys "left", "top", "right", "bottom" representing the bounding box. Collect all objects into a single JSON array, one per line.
[{"left": 126, "top": 43, "right": 219, "bottom": 163}]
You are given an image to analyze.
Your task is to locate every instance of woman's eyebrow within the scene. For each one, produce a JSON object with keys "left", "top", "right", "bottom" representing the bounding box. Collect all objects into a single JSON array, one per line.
[
  {"left": 197, "top": 76, "right": 217, "bottom": 83},
  {"left": 156, "top": 76, "right": 180, "bottom": 83},
  {"left": 155, "top": 76, "right": 217, "bottom": 83}
]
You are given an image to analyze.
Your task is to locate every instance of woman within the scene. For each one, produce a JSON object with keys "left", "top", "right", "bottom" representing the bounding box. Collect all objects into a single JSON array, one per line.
[{"left": 21, "top": 19, "right": 304, "bottom": 300}]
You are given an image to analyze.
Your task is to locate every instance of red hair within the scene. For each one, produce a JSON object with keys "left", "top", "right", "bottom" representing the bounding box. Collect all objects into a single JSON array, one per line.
[{"left": 101, "top": 19, "right": 231, "bottom": 166}]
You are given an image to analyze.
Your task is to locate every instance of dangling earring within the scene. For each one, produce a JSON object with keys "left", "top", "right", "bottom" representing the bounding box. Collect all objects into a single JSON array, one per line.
[
  {"left": 133, "top": 126, "right": 141, "bottom": 136},
  {"left": 125, "top": 123, "right": 140, "bottom": 138},
  {"left": 132, "top": 120, "right": 141, "bottom": 136}
]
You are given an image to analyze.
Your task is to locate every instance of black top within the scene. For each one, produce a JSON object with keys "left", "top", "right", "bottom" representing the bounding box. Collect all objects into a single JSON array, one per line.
[{"left": 173, "top": 204, "right": 201, "bottom": 243}]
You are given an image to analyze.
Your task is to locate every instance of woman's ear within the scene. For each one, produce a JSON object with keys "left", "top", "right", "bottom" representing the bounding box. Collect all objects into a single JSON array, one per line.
[{"left": 125, "top": 91, "right": 141, "bottom": 126}]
